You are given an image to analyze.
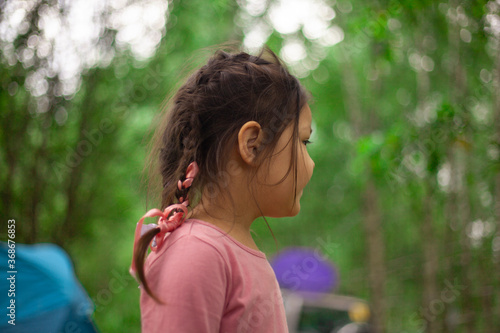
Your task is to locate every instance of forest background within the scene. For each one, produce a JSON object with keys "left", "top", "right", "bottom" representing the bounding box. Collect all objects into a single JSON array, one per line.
[{"left": 1, "top": 0, "right": 499, "bottom": 332}]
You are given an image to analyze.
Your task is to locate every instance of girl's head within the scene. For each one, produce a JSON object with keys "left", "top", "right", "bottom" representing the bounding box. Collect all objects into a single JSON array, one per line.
[
  {"left": 136, "top": 45, "right": 314, "bottom": 302},
  {"left": 148, "top": 45, "right": 313, "bottom": 212}
]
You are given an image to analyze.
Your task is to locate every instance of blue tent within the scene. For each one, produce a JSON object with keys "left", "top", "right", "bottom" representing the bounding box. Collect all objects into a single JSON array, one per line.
[{"left": 0, "top": 242, "right": 98, "bottom": 333}]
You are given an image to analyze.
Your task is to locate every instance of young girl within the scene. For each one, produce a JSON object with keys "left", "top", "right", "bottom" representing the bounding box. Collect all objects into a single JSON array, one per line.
[{"left": 130, "top": 45, "right": 315, "bottom": 332}]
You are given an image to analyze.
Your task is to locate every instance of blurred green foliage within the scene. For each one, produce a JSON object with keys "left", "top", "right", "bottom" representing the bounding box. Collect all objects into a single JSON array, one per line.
[{"left": 1, "top": 0, "right": 499, "bottom": 332}]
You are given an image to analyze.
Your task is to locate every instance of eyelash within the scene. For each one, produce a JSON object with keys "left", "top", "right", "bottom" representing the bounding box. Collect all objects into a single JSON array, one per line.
[{"left": 303, "top": 140, "right": 313, "bottom": 146}]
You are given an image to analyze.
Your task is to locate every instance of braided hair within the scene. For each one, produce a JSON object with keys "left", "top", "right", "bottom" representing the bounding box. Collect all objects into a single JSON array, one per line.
[{"left": 135, "top": 45, "right": 310, "bottom": 302}]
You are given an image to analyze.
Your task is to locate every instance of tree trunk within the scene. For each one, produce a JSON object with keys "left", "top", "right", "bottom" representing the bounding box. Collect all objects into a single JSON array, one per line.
[
  {"left": 492, "top": 35, "right": 500, "bottom": 332},
  {"left": 414, "top": 20, "right": 440, "bottom": 331},
  {"left": 421, "top": 183, "right": 439, "bottom": 333},
  {"left": 447, "top": 1, "right": 475, "bottom": 330},
  {"left": 56, "top": 73, "right": 98, "bottom": 245},
  {"left": 340, "top": 40, "right": 387, "bottom": 333},
  {"left": 361, "top": 177, "right": 386, "bottom": 333},
  {"left": 26, "top": 113, "right": 51, "bottom": 243}
]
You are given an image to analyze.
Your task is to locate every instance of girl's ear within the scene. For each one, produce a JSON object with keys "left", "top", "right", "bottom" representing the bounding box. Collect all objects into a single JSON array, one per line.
[{"left": 237, "top": 121, "right": 263, "bottom": 166}]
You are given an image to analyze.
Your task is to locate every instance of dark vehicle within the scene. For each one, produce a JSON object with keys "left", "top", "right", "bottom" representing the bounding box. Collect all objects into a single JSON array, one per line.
[{"left": 282, "top": 289, "right": 371, "bottom": 333}]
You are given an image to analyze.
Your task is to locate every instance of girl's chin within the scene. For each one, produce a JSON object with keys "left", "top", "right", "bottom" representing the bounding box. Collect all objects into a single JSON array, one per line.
[
  {"left": 270, "top": 203, "right": 300, "bottom": 218},
  {"left": 290, "top": 201, "right": 301, "bottom": 216}
]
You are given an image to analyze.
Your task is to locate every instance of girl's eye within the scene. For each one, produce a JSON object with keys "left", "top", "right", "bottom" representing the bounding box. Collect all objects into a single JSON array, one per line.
[{"left": 303, "top": 140, "right": 313, "bottom": 146}]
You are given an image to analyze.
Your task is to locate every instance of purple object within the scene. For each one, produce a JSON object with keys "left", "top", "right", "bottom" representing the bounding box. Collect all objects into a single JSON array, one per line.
[{"left": 270, "top": 247, "right": 338, "bottom": 293}]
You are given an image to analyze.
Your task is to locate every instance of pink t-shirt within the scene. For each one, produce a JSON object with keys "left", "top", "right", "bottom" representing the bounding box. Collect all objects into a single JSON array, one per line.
[{"left": 140, "top": 218, "right": 288, "bottom": 333}]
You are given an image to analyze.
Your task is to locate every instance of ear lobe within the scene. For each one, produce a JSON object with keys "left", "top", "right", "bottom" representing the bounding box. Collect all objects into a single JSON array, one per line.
[{"left": 238, "top": 121, "right": 263, "bottom": 166}]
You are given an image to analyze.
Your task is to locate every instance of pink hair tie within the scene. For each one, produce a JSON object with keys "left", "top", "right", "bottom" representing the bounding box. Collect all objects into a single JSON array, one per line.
[
  {"left": 130, "top": 162, "right": 199, "bottom": 280},
  {"left": 177, "top": 161, "right": 200, "bottom": 194}
]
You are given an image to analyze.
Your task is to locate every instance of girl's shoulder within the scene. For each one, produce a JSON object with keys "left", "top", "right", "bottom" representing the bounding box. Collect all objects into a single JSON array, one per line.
[
  {"left": 181, "top": 219, "right": 267, "bottom": 258},
  {"left": 170, "top": 219, "right": 265, "bottom": 256},
  {"left": 145, "top": 218, "right": 267, "bottom": 271},
  {"left": 144, "top": 220, "right": 230, "bottom": 280}
]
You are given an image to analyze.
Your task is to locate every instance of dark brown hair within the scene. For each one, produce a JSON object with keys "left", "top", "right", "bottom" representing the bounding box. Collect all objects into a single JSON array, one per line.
[{"left": 134, "top": 44, "right": 310, "bottom": 303}]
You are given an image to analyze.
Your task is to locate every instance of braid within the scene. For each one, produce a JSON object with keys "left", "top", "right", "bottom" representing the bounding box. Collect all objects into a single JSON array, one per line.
[
  {"left": 173, "top": 153, "right": 196, "bottom": 204},
  {"left": 194, "top": 51, "right": 272, "bottom": 90},
  {"left": 161, "top": 103, "right": 200, "bottom": 208}
]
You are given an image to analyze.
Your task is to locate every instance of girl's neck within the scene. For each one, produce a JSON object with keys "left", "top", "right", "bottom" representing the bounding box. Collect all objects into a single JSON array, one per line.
[{"left": 187, "top": 209, "right": 261, "bottom": 252}]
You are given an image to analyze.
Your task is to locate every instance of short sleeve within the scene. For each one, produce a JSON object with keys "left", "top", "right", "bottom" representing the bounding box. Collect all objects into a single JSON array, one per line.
[{"left": 140, "top": 235, "right": 228, "bottom": 333}]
